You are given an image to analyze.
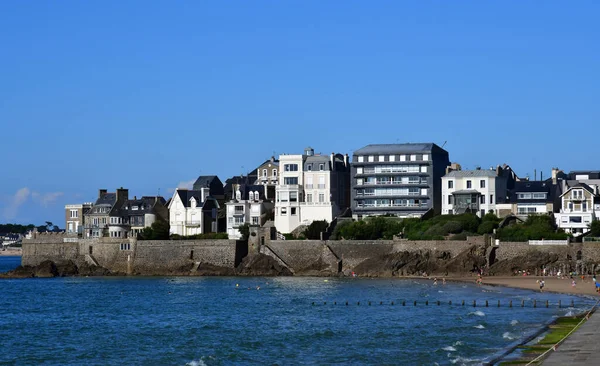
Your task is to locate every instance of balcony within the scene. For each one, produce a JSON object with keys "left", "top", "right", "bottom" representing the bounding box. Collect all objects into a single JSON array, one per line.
[{"left": 185, "top": 221, "right": 202, "bottom": 227}]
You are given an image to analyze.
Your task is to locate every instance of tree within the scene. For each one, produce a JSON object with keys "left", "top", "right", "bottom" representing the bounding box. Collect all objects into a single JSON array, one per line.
[
  {"left": 238, "top": 223, "right": 250, "bottom": 241},
  {"left": 140, "top": 220, "right": 170, "bottom": 240},
  {"left": 303, "top": 220, "right": 329, "bottom": 240},
  {"left": 589, "top": 220, "right": 600, "bottom": 237}
]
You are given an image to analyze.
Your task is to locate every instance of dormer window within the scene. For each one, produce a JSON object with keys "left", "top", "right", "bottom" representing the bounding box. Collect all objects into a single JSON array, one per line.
[
  {"left": 190, "top": 198, "right": 197, "bottom": 208},
  {"left": 572, "top": 190, "right": 583, "bottom": 200},
  {"left": 254, "top": 191, "right": 259, "bottom": 200},
  {"left": 249, "top": 192, "right": 254, "bottom": 201},
  {"left": 307, "top": 165, "right": 312, "bottom": 171},
  {"left": 319, "top": 164, "right": 324, "bottom": 171},
  {"left": 235, "top": 189, "right": 241, "bottom": 201}
]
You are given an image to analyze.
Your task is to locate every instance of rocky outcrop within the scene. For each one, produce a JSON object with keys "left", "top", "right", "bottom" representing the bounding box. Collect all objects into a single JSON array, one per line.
[
  {"left": 488, "top": 250, "right": 561, "bottom": 276},
  {"left": 236, "top": 254, "right": 293, "bottom": 276},
  {"left": 0, "top": 260, "right": 113, "bottom": 278},
  {"left": 351, "top": 245, "right": 488, "bottom": 277}
]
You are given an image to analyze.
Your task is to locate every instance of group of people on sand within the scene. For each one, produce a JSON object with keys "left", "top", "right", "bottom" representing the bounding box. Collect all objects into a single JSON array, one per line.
[{"left": 432, "top": 277, "right": 446, "bottom": 286}]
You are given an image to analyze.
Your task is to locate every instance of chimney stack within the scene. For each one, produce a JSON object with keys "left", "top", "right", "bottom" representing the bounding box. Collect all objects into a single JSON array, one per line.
[
  {"left": 99, "top": 189, "right": 107, "bottom": 199},
  {"left": 344, "top": 154, "right": 349, "bottom": 168},
  {"left": 552, "top": 167, "right": 559, "bottom": 185},
  {"left": 330, "top": 152, "right": 335, "bottom": 169},
  {"left": 116, "top": 187, "right": 129, "bottom": 203}
]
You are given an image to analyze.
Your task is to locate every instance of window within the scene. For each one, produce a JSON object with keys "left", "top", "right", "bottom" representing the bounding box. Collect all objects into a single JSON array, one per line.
[
  {"left": 572, "top": 190, "right": 583, "bottom": 200},
  {"left": 410, "top": 155, "right": 417, "bottom": 161},
  {"left": 318, "top": 176, "right": 325, "bottom": 189},
  {"left": 569, "top": 216, "right": 583, "bottom": 223},
  {"left": 357, "top": 156, "right": 364, "bottom": 163},
  {"left": 466, "top": 180, "right": 472, "bottom": 189},
  {"left": 448, "top": 180, "right": 454, "bottom": 189},
  {"left": 306, "top": 176, "right": 313, "bottom": 189},
  {"left": 132, "top": 206, "right": 138, "bottom": 210},
  {"left": 532, "top": 193, "right": 546, "bottom": 199},
  {"left": 281, "top": 208, "right": 287, "bottom": 216},
  {"left": 234, "top": 217, "right": 244, "bottom": 225},
  {"left": 290, "top": 192, "right": 298, "bottom": 202},
  {"left": 120, "top": 243, "right": 131, "bottom": 251},
  {"left": 357, "top": 167, "right": 363, "bottom": 174},
  {"left": 568, "top": 202, "right": 573, "bottom": 211},
  {"left": 284, "top": 177, "right": 298, "bottom": 185},
  {"left": 480, "top": 195, "right": 486, "bottom": 204},
  {"left": 490, "top": 194, "right": 494, "bottom": 204},
  {"left": 518, "top": 193, "right": 532, "bottom": 200},
  {"left": 422, "top": 154, "right": 429, "bottom": 161},
  {"left": 448, "top": 195, "right": 453, "bottom": 205},
  {"left": 291, "top": 207, "right": 297, "bottom": 215},
  {"left": 248, "top": 192, "right": 254, "bottom": 201},
  {"left": 284, "top": 164, "right": 298, "bottom": 172},
  {"left": 400, "top": 155, "right": 406, "bottom": 162},
  {"left": 68, "top": 222, "right": 73, "bottom": 233},
  {"left": 378, "top": 155, "right": 385, "bottom": 162},
  {"left": 70, "top": 210, "right": 78, "bottom": 218},
  {"left": 263, "top": 169, "right": 267, "bottom": 177},
  {"left": 235, "top": 206, "right": 244, "bottom": 213},
  {"left": 252, "top": 217, "right": 259, "bottom": 225},
  {"left": 420, "top": 166, "right": 427, "bottom": 173},
  {"left": 307, "top": 194, "right": 313, "bottom": 202},
  {"left": 480, "top": 180, "right": 486, "bottom": 188},
  {"left": 307, "top": 165, "right": 312, "bottom": 171},
  {"left": 583, "top": 203, "right": 587, "bottom": 212},
  {"left": 368, "top": 156, "right": 375, "bottom": 162},
  {"left": 272, "top": 169, "right": 277, "bottom": 177},
  {"left": 228, "top": 217, "right": 233, "bottom": 224},
  {"left": 319, "top": 193, "right": 325, "bottom": 203},
  {"left": 389, "top": 155, "right": 395, "bottom": 162},
  {"left": 319, "top": 163, "right": 324, "bottom": 171},
  {"left": 356, "top": 178, "right": 363, "bottom": 186}
]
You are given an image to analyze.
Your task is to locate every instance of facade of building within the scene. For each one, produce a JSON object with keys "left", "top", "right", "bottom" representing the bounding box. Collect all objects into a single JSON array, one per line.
[
  {"left": 65, "top": 203, "right": 92, "bottom": 235},
  {"left": 225, "top": 185, "right": 273, "bottom": 239},
  {"left": 168, "top": 189, "right": 220, "bottom": 236},
  {"left": 442, "top": 166, "right": 516, "bottom": 217},
  {"left": 274, "top": 147, "right": 350, "bottom": 234},
  {"left": 351, "top": 143, "right": 450, "bottom": 219},
  {"left": 84, "top": 188, "right": 129, "bottom": 238},
  {"left": 554, "top": 183, "right": 600, "bottom": 236},
  {"left": 108, "top": 196, "right": 168, "bottom": 238},
  {"left": 253, "top": 156, "right": 279, "bottom": 200}
]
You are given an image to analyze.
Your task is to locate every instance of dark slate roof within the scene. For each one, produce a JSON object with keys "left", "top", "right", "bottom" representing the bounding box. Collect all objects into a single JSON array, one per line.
[
  {"left": 353, "top": 143, "right": 444, "bottom": 155},
  {"left": 176, "top": 189, "right": 204, "bottom": 208},
  {"left": 237, "top": 185, "right": 266, "bottom": 201},
  {"left": 508, "top": 180, "right": 555, "bottom": 203},
  {"left": 193, "top": 175, "right": 219, "bottom": 189},
  {"left": 568, "top": 171, "right": 600, "bottom": 179},
  {"left": 114, "top": 196, "right": 165, "bottom": 217},
  {"left": 561, "top": 182, "right": 595, "bottom": 197},
  {"left": 95, "top": 192, "right": 116, "bottom": 206},
  {"left": 304, "top": 153, "right": 347, "bottom": 172}
]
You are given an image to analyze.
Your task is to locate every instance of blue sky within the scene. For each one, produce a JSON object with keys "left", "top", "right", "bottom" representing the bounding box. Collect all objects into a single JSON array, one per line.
[{"left": 1, "top": 1, "right": 599, "bottom": 226}]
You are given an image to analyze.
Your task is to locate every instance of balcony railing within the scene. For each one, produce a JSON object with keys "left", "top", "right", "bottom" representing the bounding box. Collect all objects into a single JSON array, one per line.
[{"left": 185, "top": 221, "right": 202, "bottom": 226}]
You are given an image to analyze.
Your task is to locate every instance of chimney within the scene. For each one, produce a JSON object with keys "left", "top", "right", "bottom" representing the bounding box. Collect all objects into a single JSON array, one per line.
[
  {"left": 201, "top": 187, "right": 210, "bottom": 203},
  {"left": 116, "top": 187, "right": 129, "bottom": 202},
  {"left": 552, "top": 167, "right": 559, "bottom": 185},
  {"left": 475, "top": 166, "right": 481, "bottom": 170},
  {"left": 99, "top": 189, "right": 107, "bottom": 199},
  {"left": 344, "top": 154, "right": 349, "bottom": 168},
  {"left": 270, "top": 156, "right": 275, "bottom": 163},
  {"left": 330, "top": 152, "right": 335, "bottom": 169}
]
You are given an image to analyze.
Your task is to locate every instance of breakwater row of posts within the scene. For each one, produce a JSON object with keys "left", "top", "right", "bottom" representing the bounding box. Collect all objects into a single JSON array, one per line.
[{"left": 311, "top": 299, "right": 576, "bottom": 308}]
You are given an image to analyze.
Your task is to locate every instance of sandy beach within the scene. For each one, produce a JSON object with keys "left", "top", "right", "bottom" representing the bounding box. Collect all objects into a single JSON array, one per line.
[
  {"left": 0, "top": 248, "right": 22, "bottom": 256},
  {"left": 452, "top": 275, "right": 600, "bottom": 297}
]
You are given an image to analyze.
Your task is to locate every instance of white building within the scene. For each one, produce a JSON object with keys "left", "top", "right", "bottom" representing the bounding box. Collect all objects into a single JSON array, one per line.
[
  {"left": 442, "top": 168, "right": 512, "bottom": 217},
  {"left": 226, "top": 185, "right": 273, "bottom": 239},
  {"left": 168, "top": 188, "right": 220, "bottom": 236},
  {"left": 274, "top": 147, "right": 350, "bottom": 234},
  {"left": 555, "top": 184, "right": 600, "bottom": 236}
]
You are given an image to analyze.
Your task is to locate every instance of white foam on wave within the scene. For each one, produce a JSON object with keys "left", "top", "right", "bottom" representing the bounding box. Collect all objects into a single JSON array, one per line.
[
  {"left": 438, "top": 290, "right": 444, "bottom": 293},
  {"left": 443, "top": 346, "right": 457, "bottom": 351},
  {"left": 564, "top": 310, "right": 574, "bottom": 316},
  {"left": 186, "top": 360, "right": 207, "bottom": 366},
  {"left": 453, "top": 341, "right": 464, "bottom": 346},
  {"left": 450, "top": 356, "right": 480, "bottom": 365},
  {"left": 469, "top": 310, "right": 486, "bottom": 317},
  {"left": 503, "top": 332, "right": 516, "bottom": 340},
  {"left": 473, "top": 324, "right": 485, "bottom": 329},
  {"left": 510, "top": 319, "right": 519, "bottom": 326}
]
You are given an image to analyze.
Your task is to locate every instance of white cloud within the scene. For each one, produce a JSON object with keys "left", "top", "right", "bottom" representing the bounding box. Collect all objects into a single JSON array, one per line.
[
  {"left": 177, "top": 180, "right": 195, "bottom": 189},
  {"left": 33, "top": 192, "right": 64, "bottom": 207},
  {"left": 3, "top": 187, "right": 31, "bottom": 220}
]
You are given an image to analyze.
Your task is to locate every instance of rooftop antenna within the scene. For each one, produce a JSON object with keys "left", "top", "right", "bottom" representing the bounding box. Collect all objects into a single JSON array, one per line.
[{"left": 441, "top": 141, "right": 447, "bottom": 149}]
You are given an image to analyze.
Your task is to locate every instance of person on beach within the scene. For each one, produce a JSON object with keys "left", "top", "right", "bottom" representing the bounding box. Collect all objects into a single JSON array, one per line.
[
  {"left": 572, "top": 279, "right": 576, "bottom": 288},
  {"left": 442, "top": 277, "right": 446, "bottom": 285},
  {"left": 596, "top": 281, "right": 600, "bottom": 294},
  {"left": 539, "top": 279, "right": 545, "bottom": 292},
  {"left": 433, "top": 278, "right": 438, "bottom": 285}
]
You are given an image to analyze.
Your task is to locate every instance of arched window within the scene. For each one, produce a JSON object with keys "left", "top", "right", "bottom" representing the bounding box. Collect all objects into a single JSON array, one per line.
[
  {"left": 273, "top": 169, "right": 277, "bottom": 177},
  {"left": 254, "top": 191, "right": 260, "bottom": 200},
  {"left": 248, "top": 192, "right": 254, "bottom": 201},
  {"left": 235, "top": 189, "right": 241, "bottom": 200}
]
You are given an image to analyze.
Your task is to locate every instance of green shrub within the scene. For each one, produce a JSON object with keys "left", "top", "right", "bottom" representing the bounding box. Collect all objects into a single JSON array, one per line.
[{"left": 303, "top": 220, "right": 329, "bottom": 240}]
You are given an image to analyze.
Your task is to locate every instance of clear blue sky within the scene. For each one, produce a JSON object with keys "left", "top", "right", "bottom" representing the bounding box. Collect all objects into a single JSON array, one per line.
[{"left": 1, "top": 1, "right": 599, "bottom": 226}]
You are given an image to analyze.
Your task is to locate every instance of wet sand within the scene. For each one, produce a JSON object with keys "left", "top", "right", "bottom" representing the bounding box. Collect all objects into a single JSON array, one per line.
[
  {"left": 451, "top": 275, "right": 600, "bottom": 297},
  {"left": 0, "top": 248, "right": 22, "bottom": 256}
]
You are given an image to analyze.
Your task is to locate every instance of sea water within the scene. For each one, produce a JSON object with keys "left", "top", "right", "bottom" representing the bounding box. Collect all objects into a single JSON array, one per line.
[{"left": 0, "top": 257, "right": 594, "bottom": 365}]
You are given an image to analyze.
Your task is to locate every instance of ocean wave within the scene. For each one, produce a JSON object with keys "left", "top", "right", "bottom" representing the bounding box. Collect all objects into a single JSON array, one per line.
[
  {"left": 453, "top": 341, "right": 464, "bottom": 346},
  {"left": 510, "top": 320, "right": 519, "bottom": 326},
  {"left": 473, "top": 324, "right": 485, "bottom": 329},
  {"left": 442, "top": 346, "right": 457, "bottom": 351},
  {"left": 564, "top": 310, "right": 574, "bottom": 316},
  {"left": 186, "top": 360, "right": 207, "bottom": 366},
  {"left": 450, "top": 356, "right": 480, "bottom": 365},
  {"left": 468, "top": 310, "right": 486, "bottom": 317},
  {"left": 503, "top": 332, "right": 516, "bottom": 340}
]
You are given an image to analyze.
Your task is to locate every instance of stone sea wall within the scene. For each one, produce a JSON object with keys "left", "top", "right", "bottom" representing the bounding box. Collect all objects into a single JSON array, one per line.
[{"left": 19, "top": 232, "right": 600, "bottom": 276}]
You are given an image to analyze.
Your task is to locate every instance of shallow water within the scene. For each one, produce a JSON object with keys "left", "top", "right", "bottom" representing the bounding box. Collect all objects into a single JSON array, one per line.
[{"left": 0, "top": 257, "right": 594, "bottom": 365}]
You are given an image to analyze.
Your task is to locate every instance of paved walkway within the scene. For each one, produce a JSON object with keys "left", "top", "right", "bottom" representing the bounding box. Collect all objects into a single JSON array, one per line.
[{"left": 542, "top": 310, "right": 600, "bottom": 365}]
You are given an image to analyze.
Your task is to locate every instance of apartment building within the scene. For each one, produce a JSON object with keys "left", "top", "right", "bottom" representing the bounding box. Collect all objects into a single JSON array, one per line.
[
  {"left": 351, "top": 143, "right": 449, "bottom": 219},
  {"left": 274, "top": 147, "right": 350, "bottom": 234},
  {"left": 65, "top": 203, "right": 92, "bottom": 235}
]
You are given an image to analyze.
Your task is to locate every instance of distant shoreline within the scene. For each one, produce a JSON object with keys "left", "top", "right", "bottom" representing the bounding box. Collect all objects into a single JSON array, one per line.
[{"left": 0, "top": 248, "right": 22, "bottom": 257}]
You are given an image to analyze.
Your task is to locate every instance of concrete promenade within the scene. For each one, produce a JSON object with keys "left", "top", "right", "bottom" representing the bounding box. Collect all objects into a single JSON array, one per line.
[{"left": 542, "top": 310, "right": 600, "bottom": 365}]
